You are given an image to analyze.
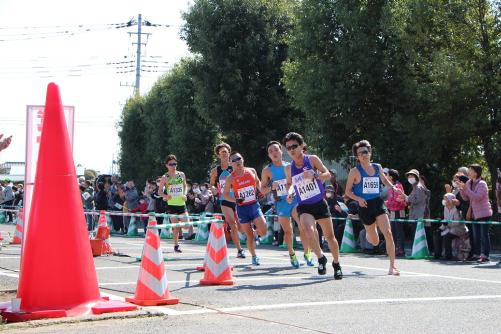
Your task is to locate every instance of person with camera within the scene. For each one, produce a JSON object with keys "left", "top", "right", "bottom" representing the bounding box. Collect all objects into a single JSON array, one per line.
[{"left": 457, "top": 164, "right": 493, "bottom": 263}]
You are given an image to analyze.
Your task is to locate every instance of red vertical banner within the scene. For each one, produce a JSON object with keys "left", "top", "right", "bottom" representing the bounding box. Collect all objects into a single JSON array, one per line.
[{"left": 24, "top": 105, "right": 74, "bottom": 249}]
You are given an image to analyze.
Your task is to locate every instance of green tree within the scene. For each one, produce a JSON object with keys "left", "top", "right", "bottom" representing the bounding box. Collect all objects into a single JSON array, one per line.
[
  {"left": 117, "top": 96, "right": 150, "bottom": 183},
  {"left": 162, "top": 59, "right": 219, "bottom": 182},
  {"left": 182, "top": 0, "right": 303, "bottom": 168}
]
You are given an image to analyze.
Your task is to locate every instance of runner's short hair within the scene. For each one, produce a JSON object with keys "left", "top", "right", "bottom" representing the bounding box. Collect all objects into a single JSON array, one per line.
[
  {"left": 282, "top": 132, "right": 304, "bottom": 146},
  {"left": 352, "top": 140, "right": 372, "bottom": 156},
  {"left": 215, "top": 143, "right": 231, "bottom": 155},
  {"left": 165, "top": 154, "right": 177, "bottom": 164},
  {"left": 266, "top": 140, "right": 281, "bottom": 151}
]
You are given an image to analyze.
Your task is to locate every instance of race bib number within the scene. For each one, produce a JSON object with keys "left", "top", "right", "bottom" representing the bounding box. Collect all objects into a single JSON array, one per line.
[
  {"left": 219, "top": 180, "right": 226, "bottom": 194},
  {"left": 275, "top": 179, "right": 288, "bottom": 197},
  {"left": 362, "top": 177, "right": 380, "bottom": 194},
  {"left": 238, "top": 186, "right": 256, "bottom": 204},
  {"left": 292, "top": 173, "right": 321, "bottom": 201},
  {"left": 169, "top": 184, "right": 184, "bottom": 197}
]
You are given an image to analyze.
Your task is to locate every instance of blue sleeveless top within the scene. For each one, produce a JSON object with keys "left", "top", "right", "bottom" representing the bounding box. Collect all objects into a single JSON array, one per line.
[
  {"left": 270, "top": 162, "right": 297, "bottom": 205},
  {"left": 217, "top": 165, "right": 234, "bottom": 202},
  {"left": 352, "top": 163, "right": 381, "bottom": 200},
  {"left": 290, "top": 155, "right": 325, "bottom": 205}
]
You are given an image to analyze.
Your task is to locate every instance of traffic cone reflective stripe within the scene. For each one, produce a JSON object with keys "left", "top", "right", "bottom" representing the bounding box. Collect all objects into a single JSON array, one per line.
[
  {"left": 126, "top": 217, "right": 179, "bottom": 306},
  {"left": 200, "top": 222, "right": 234, "bottom": 285},
  {"left": 10, "top": 209, "right": 24, "bottom": 245},
  {"left": 340, "top": 218, "right": 358, "bottom": 253},
  {"left": 407, "top": 221, "right": 430, "bottom": 259}
]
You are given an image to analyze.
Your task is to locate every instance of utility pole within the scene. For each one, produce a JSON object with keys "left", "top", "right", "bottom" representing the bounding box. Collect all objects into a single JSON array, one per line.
[
  {"left": 128, "top": 14, "right": 150, "bottom": 96},
  {"left": 135, "top": 14, "right": 142, "bottom": 96}
]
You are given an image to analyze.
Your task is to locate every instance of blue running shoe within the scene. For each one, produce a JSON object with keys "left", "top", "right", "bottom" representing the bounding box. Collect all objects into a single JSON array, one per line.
[
  {"left": 304, "top": 251, "right": 315, "bottom": 266},
  {"left": 252, "top": 256, "right": 260, "bottom": 265},
  {"left": 290, "top": 253, "right": 300, "bottom": 268}
]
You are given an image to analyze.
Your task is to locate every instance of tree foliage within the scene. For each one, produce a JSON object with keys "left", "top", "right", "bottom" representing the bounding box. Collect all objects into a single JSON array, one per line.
[{"left": 182, "top": 0, "right": 303, "bottom": 168}]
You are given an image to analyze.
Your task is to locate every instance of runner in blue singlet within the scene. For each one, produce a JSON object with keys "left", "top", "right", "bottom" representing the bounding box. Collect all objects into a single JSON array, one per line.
[
  {"left": 345, "top": 140, "right": 400, "bottom": 276},
  {"left": 261, "top": 141, "right": 315, "bottom": 268}
]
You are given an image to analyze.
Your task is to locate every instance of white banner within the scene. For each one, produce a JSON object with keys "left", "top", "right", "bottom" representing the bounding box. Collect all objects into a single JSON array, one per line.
[{"left": 24, "top": 105, "right": 74, "bottom": 248}]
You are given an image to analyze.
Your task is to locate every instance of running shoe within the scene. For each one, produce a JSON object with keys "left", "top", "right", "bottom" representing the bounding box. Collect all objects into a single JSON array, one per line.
[
  {"left": 237, "top": 249, "right": 246, "bottom": 259},
  {"left": 174, "top": 245, "right": 182, "bottom": 253},
  {"left": 254, "top": 236, "right": 261, "bottom": 246},
  {"left": 388, "top": 266, "right": 400, "bottom": 276},
  {"left": 477, "top": 256, "right": 490, "bottom": 263},
  {"left": 333, "top": 262, "right": 343, "bottom": 280},
  {"left": 252, "top": 256, "right": 261, "bottom": 266},
  {"left": 304, "top": 251, "right": 316, "bottom": 267},
  {"left": 318, "top": 255, "right": 327, "bottom": 275},
  {"left": 290, "top": 253, "right": 300, "bottom": 268}
]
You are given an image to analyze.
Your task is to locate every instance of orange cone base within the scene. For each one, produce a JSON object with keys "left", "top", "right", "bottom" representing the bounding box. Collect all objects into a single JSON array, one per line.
[
  {"left": 199, "top": 278, "right": 235, "bottom": 286},
  {"left": 10, "top": 239, "right": 21, "bottom": 245},
  {"left": 1, "top": 308, "right": 67, "bottom": 322},
  {"left": 125, "top": 296, "right": 179, "bottom": 306},
  {"left": 91, "top": 300, "right": 138, "bottom": 314},
  {"left": 1, "top": 299, "right": 137, "bottom": 322},
  {"left": 196, "top": 266, "right": 233, "bottom": 272}
]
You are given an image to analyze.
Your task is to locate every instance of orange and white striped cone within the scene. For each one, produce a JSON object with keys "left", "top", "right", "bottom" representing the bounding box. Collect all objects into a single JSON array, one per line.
[
  {"left": 126, "top": 217, "right": 179, "bottom": 306},
  {"left": 10, "top": 209, "right": 24, "bottom": 245},
  {"left": 200, "top": 221, "right": 235, "bottom": 286},
  {"left": 90, "top": 211, "right": 112, "bottom": 256},
  {"left": 196, "top": 214, "right": 222, "bottom": 271}
]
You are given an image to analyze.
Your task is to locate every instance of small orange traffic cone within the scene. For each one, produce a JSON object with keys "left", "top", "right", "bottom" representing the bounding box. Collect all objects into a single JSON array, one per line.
[
  {"left": 126, "top": 216, "right": 179, "bottom": 306},
  {"left": 200, "top": 221, "right": 234, "bottom": 286},
  {"left": 90, "top": 211, "right": 112, "bottom": 256},
  {"left": 10, "top": 209, "right": 24, "bottom": 245}
]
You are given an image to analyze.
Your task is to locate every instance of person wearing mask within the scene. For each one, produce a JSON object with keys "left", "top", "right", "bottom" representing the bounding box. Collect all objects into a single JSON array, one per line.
[
  {"left": 433, "top": 193, "right": 468, "bottom": 260},
  {"left": 457, "top": 164, "right": 493, "bottom": 263},
  {"left": 385, "top": 169, "right": 406, "bottom": 256},
  {"left": 398, "top": 169, "right": 431, "bottom": 251}
]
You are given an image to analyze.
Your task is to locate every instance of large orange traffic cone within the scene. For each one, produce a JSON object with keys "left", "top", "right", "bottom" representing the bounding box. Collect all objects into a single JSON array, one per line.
[
  {"left": 10, "top": 209, "right": 24, "bottom": 245},
  {"left": 126, "top": 216, "right": 179, "bottom": 306},
  {"left": 200, "top": 221, "right": 235, "bottom": 285},
  {"left": 1, "top": 83, "right": 136, "bottom": 322},
  {"left": 90, "top": 211, "right": 113, "bottom": 256}
]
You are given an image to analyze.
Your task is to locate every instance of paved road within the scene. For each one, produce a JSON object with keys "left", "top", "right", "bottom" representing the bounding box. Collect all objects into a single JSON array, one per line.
[{"left": 1, "top": 223, "right": 501, "bottom": 333}]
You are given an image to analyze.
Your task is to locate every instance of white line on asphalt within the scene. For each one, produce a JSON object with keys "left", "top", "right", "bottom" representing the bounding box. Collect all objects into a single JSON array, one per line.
[
  {"left": 343, "top": 264, "right": 501, "bottom": 285},
  {"left": 151, "top": 294, "right": 501, "bottom": 316},
  {"left": 0, "top": 271, "right": 19, "bottom": 278},
  {"left": 0, "top": 256, "right": 19, "bottom": 259}
]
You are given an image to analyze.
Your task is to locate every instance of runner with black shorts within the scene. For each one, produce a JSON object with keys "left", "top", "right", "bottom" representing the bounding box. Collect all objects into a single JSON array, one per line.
[
  {"left": 283, "top": 132, "right": 343, "bottom": 279},
  {"left": 209, "top": 143, "right": 245, "bottom": 258},
  {"left": 345, "top": 140, "right": 400, "bottom": 275},
  {"left": 261, "top": 141, "right": 315, "bottom": 267},
  {"left": 158, "top": 154, "right": 189, "bottom": 253}
]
